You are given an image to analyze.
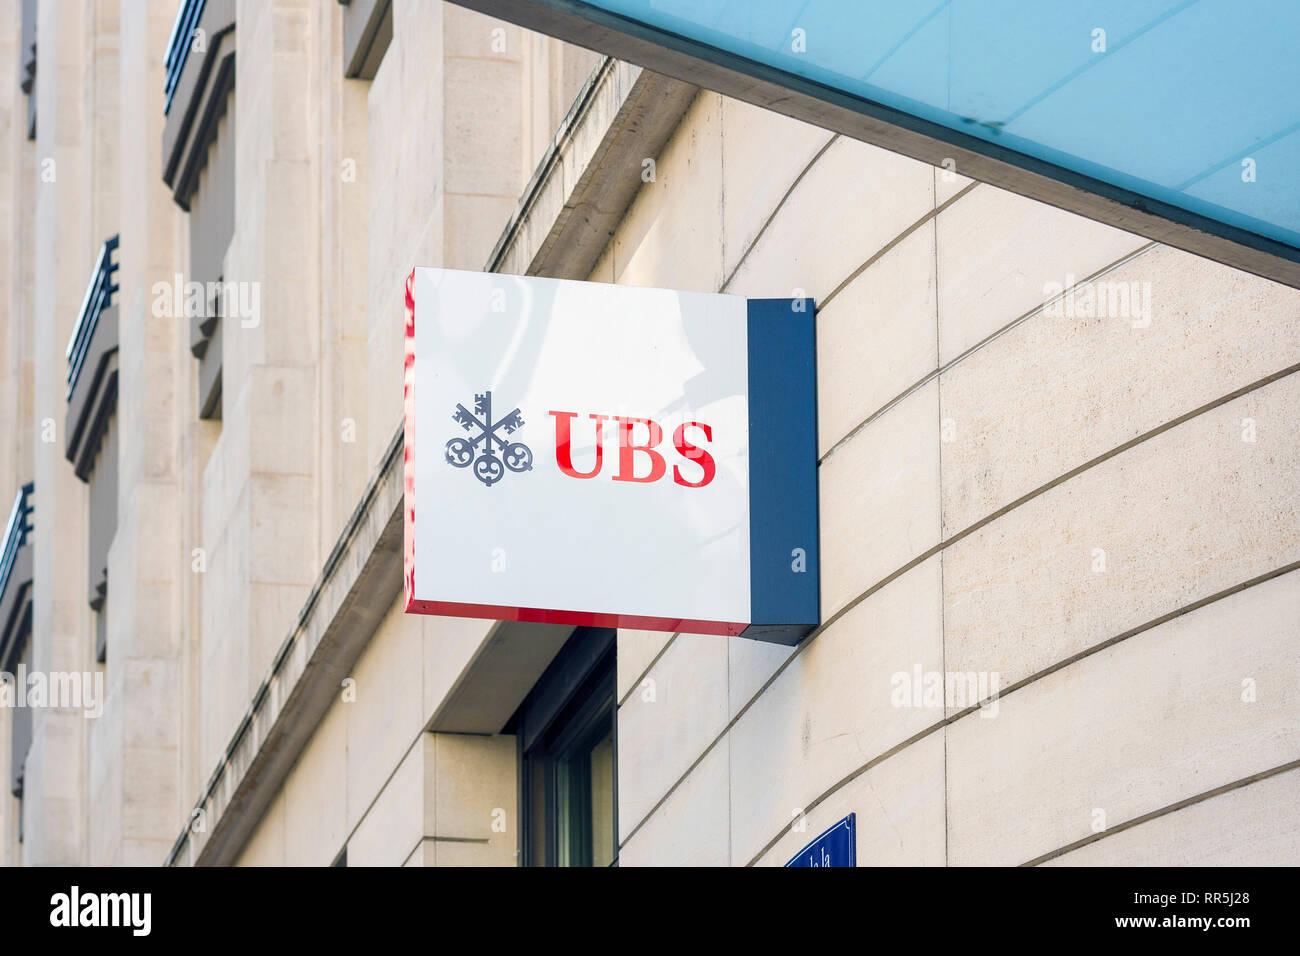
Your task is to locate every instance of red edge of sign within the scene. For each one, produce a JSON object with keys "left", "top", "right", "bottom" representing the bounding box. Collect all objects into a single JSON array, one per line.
[
  {"left": 402, "top": 268, "right": 745, "bottom": 638},
  {"left": 405, "top": 599, "right": 746, "bottom": 636},
  {"left": 403, "top": 269, "right": 417, "bottom": 614}
]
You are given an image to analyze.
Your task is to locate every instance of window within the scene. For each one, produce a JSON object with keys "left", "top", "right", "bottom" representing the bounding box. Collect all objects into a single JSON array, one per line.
[
  {"left": 10, "top": 636, "right": 31, "bottom": 811},
  {"left": 162, "top": 0, "right": 236, "bottom": 421},
  {"left": 339, "top": 0, "right": 393, "bottom": 79},
  {"left": 19, "top": 0, "right": 36, "bottom": 138},
  {"left": 0, "top": 483, "right": 34, "bottom": 839},
  {"left": 187, "top": 99, "right": 235, "bottom": 421},
  {"left": 512, "top": 626, "right": 617, "bottom": 867},
  {"left": 65, "top": 237, "right": 120, "bottom": 662}
]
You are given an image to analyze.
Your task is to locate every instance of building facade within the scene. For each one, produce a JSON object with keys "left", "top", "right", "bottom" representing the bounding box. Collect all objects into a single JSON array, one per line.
[{"left": 0, "top": 0, "right": 1296, "bottom": 867}]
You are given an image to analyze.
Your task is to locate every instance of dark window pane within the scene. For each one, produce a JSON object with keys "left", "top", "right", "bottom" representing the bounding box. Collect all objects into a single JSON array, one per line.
[{"left": 519, "top": 629, "right": 616, "bottom": 866}]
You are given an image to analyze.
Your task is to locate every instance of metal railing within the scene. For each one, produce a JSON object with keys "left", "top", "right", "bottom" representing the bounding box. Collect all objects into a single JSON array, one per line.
[
  {"left": 164, "top": 0, "right": 208, "bottom": 114},
  {"left": 65, "top": 235, "right": 119, "bottom": 398},
  {"left": 0, "top": 484, "right": 34, "bottom": 605}
]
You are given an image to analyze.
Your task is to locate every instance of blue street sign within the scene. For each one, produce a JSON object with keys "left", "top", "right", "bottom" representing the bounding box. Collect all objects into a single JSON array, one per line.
[{"left": 784, "top": 813, "right": 856, "bottom": 867}]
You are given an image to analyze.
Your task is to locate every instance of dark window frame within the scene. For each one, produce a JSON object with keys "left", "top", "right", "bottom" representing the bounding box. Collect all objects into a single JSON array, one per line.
[
  {"left": 510, "top": 626, "right": 617, "bottom": 867},
  {"left": 339, "top": 0, "right": 393, "bottom": 79}
]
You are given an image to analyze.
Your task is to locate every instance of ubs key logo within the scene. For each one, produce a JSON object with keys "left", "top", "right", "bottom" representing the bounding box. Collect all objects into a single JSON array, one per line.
[{"left": 445, "top": 390, "right": 533, "bottom": 487}]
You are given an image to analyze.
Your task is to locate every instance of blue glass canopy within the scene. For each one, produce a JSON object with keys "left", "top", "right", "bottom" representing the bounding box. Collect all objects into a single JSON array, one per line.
[
  {"left": 454, "top": 0, "right": 1300, "bottom": 284},
  {"left": 586, "top": 0, "right": 1299, "bottom": 251}
]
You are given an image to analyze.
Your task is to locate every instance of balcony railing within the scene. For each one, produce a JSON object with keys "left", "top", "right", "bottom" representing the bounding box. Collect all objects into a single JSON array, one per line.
[
  {"left": 65, "top": 235, "right": 119, "bottom": 399},
  {"left": 164, "top": 0, "right": 208, "bottom": 114},
  {"left": 0, "top": 484, "right": 34, "bottom": 608}
]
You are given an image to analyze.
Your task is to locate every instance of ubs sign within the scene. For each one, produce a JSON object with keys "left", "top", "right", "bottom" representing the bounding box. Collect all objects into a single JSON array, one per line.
[{"left": 403, "top": 267, "right": 819, "bottom": 645}]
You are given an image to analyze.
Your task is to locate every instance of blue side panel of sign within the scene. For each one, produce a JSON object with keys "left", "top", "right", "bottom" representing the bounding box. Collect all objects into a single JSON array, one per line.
[
  {"left": 785, "top": 813, "right": 856, "bottom": 868},
  {"left": 742, "top": 297, "right": 819, "bottom": 646}
]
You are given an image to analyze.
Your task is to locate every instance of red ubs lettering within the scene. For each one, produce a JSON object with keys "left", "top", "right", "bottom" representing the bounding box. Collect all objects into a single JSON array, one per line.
[{"left": 548, "top": 411, "right": 716, "bottom": 488}]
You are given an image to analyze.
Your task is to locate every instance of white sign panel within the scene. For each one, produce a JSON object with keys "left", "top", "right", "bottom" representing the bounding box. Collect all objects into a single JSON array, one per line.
[{"left": 404, "top": 267, "right": 818, "bottom": 644}]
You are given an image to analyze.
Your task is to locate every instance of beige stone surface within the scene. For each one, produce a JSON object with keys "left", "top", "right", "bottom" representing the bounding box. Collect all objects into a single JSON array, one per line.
[
  {"left": 944, "top": 372, "right": 1300, "bottom": 692},
  {"left": 725, "top": 635, "right": 795, "bottom": 722},
  {"left": 402, "top": 839, "right": 436, "bottom": 866},
  {"left": 816, "top": 221, "right": 937, "bottom": 455},
  {"left": 819, "top": 380, "right": 941, "bottom": 619},
  {"left": 445, "top": 193, "right": 519, "bottom": 271},
  {"left": 367, "top": 1, "right": 444, "bottom": 474},
  {"left": 935, "top": 185, "right": 1148, "bottom": 365},
  {"left": 235, "top": 792, "right": 287, "bottom": 867},
  {"left": 934, "top": 167, "right": 975, "bottom": 207},
  {"left": 443, "top": 2, "right": 522, "bottom": 58},
  {"left": 946, "top": 569, "right": 1300, "bottom": 866},
  {"left": 755, "top": 729, "right": 946, "bottom": 867},
  {"left": 432, "top": 733, "right": 517, "bottom": 845},
  {"left": 430, "top": 837, "right": 513, "bottom": 866},
  {"left": 25, "top": 0, "right": 95, "bottom": 865},
  {"left": 616, "top": 628, "right": 674, "bottom": 702},
  {"left": 728, "top": 556, "right": 943, "bottom": 866},
  {"left": 940, "top": 245, "right": 1300, "bottom": 534},
  {"left": 725, "top": 135, "right": 933, "bottom": 301},
  {"left": 444, "top": 58, "right": 524, "bottom": 198},
  {"left": 283, "top": 699, "right": 349, "bottom": 868},
  {"left": 614, "top": 92, "right": 725, "bottom": 295},
  {"left": 421, "top": 612, "right": 498, "bottom": 720},
  {"left": 1042, "top": 768, "right": 1300, "bottom": 867},
  {"left": 719, "top": 99, "right": 834, "bottom": 282},
  {"left": 443, "top": 9, "right": 525, "bottom": 275},
  {"left": 346, "top": 734, "right": 428, "bottom": 867},
  {"left": 619, "top": 736, "right": 729, "bottom": 867},
  {"left": 616, "top": 631, "right": 728, "bottom": 842},
  {"left": 346, "top": 600, "right": 427, "bottom": 832}
]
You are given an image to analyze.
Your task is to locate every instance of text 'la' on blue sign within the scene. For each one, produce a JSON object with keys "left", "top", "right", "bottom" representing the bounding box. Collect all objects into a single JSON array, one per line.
[{"left": 784, "top": 813, "right": 855, "bottom": 867}]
